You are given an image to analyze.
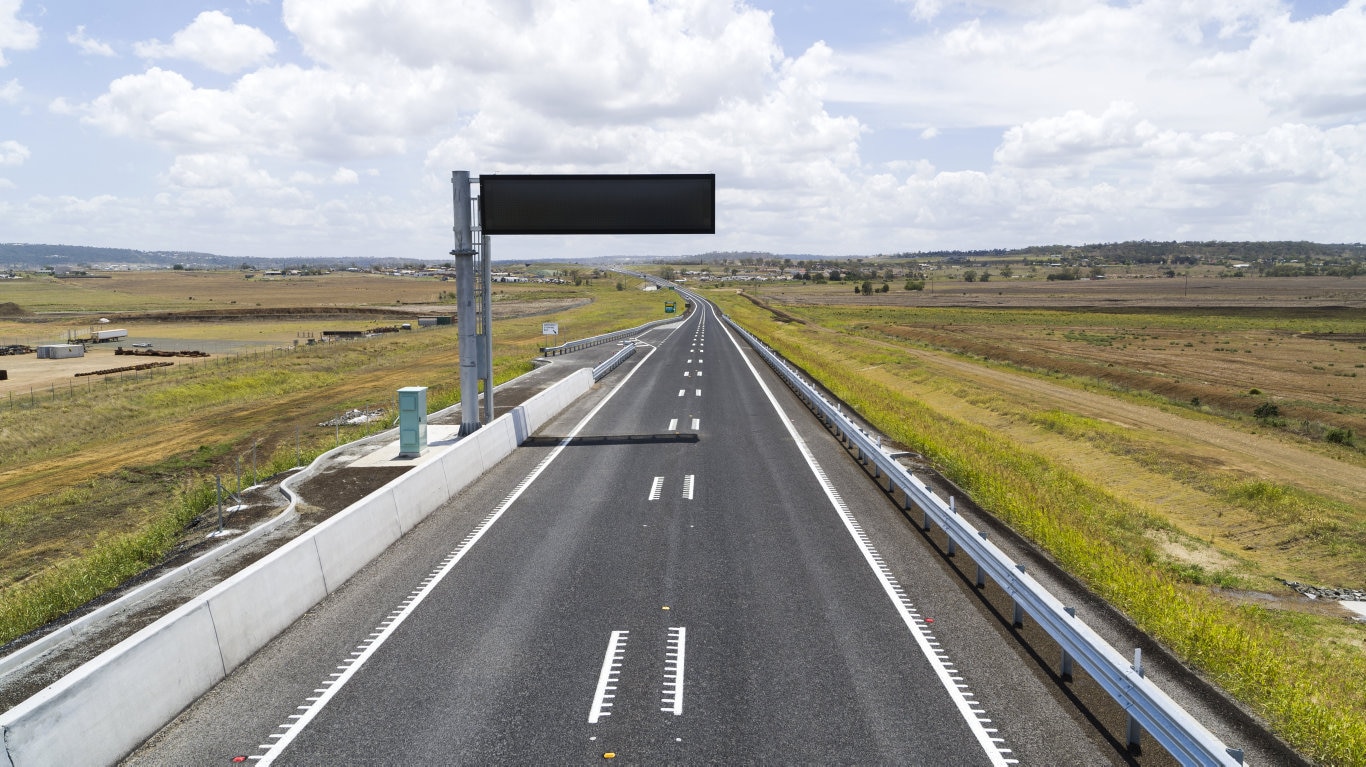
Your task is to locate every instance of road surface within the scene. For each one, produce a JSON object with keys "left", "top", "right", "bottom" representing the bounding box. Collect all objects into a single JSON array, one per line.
[{"left": 128, "top": 297, "right": 1137, "bottom": 765}]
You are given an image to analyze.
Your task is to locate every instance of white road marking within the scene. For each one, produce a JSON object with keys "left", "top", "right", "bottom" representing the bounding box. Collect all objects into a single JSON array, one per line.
[
  {"left": 691, "top": 418, "right": 700, "bottom": 431},
  {"left": 668, "top": 418, "right": 678, "bottom": 431},
  {"left": 694, "top": 389, "right": 702, "bottom": 397},
  {"left": 678, "top": 389, "right": 686, "bottom": 397},
  {"left": 714, "top": 300, "right": 1013, "bottom": 767},
  {"left": 684, "top": 371, "right": 690, "bottom": 377},
  {"left": 662, "top": 627, "right": 687, "bottom": 715},
  {"left": 682, "top": 475, "right": 694, "bottom": 500},
  {"left": 695, "top": 371, "right": 702, "bottom": 377},
  {"left": 649, "top": 476, "right": 665, "bottom": 500},
  {"left": 252, "top": 339, "right": 666, "bottom": 766},
  {"left": 589, "top": 630, "right": 630, "bottom": 723}
]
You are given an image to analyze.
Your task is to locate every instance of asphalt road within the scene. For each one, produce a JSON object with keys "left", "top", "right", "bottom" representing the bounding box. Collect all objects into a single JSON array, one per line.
[{"left": 126, "top": 297, "right": 1141, "bottom": 765}]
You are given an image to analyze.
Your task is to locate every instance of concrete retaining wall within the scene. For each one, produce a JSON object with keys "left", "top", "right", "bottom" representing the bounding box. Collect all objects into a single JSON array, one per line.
[{"left": 0, "top": 367, "right": 595, "bottom": 767}]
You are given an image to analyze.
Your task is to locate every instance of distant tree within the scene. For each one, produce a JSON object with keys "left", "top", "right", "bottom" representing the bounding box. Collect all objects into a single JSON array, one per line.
[
  {"left": 615, "top": 281, "right": 625, "bottom": 291},
  {"left": 660, "top": 266, "right": 676, "bottom": 281},
  {"left": 904, "top": 279, "right": 925, "bottom": 291},
  {"left": 878, "top": 282, "right": 890, "bottom": 293},
  {"left": 999, "top": 265, "right": 1013, "bottom": 278},
  {"left": 1254, "top": 402, "right": 1281, "bottom": 420},
  {"left": 963, "top": 270, "right": 978, "bottom": 282},
  {"left": 860, "top": 280, "right": 873, "bottom": 295},
  {"left": 979, "top": 271, "right": 991, "bottom": 282}
]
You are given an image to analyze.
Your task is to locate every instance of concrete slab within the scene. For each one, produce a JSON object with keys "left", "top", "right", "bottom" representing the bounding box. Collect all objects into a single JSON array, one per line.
[
  {"left": 348, "top": 426, "right": 462, "bottom": 468},
  {"left": 1342, "top": 601, "right": 1366, "bottom": 619}
]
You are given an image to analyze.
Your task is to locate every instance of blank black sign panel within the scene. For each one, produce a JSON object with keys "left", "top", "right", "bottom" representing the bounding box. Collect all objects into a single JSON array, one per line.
[{"left": 479, "top": 174, "right": 715, "bottom": 235}]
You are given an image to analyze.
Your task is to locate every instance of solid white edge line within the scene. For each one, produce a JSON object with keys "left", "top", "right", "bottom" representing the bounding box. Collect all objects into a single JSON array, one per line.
[
  {"left": 256, "top": 341, "right": 666, "bottom": 765},
  {"left": 711, "top": 299, "right": 1011, "bottom": 767}
]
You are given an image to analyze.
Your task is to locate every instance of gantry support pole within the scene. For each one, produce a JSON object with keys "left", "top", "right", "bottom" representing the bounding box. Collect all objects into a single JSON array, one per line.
[{"left": 451, "top": 170, "right": 481, "bottom": 436}]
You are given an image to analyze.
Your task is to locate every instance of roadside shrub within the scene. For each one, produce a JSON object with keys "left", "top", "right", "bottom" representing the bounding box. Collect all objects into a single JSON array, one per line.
[
  {"left": 904, "top": 279, "right": 925, "bottom": 291},
  {"left": 1325, "top": 427, "right": 1355, "bottom": 446},
  {"left": 1253, "top": 402, "right": 1281, "bottom": 420}
]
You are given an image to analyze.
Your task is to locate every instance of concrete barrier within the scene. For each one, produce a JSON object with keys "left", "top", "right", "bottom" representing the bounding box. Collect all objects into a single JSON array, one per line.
[{"left": 0, "top": 367, "right": 595, "bottom": 767}]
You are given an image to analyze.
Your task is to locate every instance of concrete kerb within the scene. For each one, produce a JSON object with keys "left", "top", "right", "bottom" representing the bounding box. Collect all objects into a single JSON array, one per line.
[
  {"left": 0, "top": 483, "right": 302, "bottom": 686},
  {"left": 0, "top": 368, "right": 596, "bottom": 767}
]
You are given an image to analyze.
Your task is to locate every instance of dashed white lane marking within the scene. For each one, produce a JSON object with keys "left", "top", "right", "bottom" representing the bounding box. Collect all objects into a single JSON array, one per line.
[
  {"left": 695, "top": 371, "right": 702, "bottom": 377},
  {"left": 690, "top": 418, "right": 700, "bottom": 431},
  {"left": 714, "top": 301, "right": 1014, "bottom": 767},
  {"left": 694, "top": 389, "right": 702, "bottom": 397},
  {"left": 662, "top": 627, "right": 687, "bottom": 715},
  {"left": 251, "top": 339, "right": 665, "bottom": 766},
  {"left": 589, "top": 630, "right": 630, "bottom": 723},
  {"left": 684, "top": 371, "right": 691, "bottom": 377},
  {"left": 678, "top": 389, "right": 685, "bottom": 397},
  {"left": 649, "top": 476, "right": 665, "bottom": 501},
  {"left": 668, "top": 418, "right": 678, "bottom": 431},
  {"left": 682, "top": 475, "right": 695, "bottom": 500}
]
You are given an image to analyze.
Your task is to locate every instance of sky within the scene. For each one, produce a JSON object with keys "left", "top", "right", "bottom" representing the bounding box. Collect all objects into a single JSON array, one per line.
[{"left": 1, "top": 0, "right": 1364, "bottom": 262}]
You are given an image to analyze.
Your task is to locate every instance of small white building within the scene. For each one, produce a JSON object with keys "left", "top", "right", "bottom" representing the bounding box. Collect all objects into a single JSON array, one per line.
[{"left": 37, "top": 344, "right": 85, "bottom": 359}]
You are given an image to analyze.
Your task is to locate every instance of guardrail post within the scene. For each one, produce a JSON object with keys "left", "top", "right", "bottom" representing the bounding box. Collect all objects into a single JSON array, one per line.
[
  {"left": 1128, "top": 648, "right": 1144, "bottom": 752},
  {"left": 975, "top": 531, "right": 988, "bottom": 588},
  {"left": 1061, "top": 606, "right": 1077, "bottom": 681},
  {"left": 1012, "top": 564, "right": 1027, "bottom": 627},
  {"left": 946, "top": 497, "right": 958, "bottom": 556}
]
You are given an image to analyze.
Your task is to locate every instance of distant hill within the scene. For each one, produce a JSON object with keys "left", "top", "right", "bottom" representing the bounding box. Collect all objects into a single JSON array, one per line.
[
  {"left": 4, "top": 240, "right": 1362, "bottom": 272},
  {"left": 0, "top": 244, "right": 450, "bottom": 271},
  {"left": 0, "top": 243, "right": 229, "bottom": 269}
]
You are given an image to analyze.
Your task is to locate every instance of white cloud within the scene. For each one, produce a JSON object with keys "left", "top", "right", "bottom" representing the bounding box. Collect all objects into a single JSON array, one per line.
[
  {"left": 27, "top": 0, "right": 1366, "bottom": 258},
  {"left": 0, "top": 138, "right": 28, "bottom": 165},
  {"left": 134, "top": 11, "right": 276, "bottom": 74},
  {"left": 0, "top": 76, "right": 19, "bottom": 103},
  {"left": 68, "top": 25, "right": 116, "bottom": 57},
  {"left": 1195, "top": 2, "right": 1366, "bottom": 120},
  {"left": 994, "top": 101, "right": 1164, "bottom": 170},
  {"left": 0, "top": 0, "right": 39, "bottom": 67}
]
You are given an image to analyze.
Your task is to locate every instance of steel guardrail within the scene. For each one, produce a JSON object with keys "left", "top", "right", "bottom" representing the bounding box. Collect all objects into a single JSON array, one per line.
[
  {"left": 592, "top": 341, "right": 637, "bottom": 381},
  {"left": 540, "top": 314, "right": 684, "bottom": 357},
  {"left": 722, "top": 315, "right": 1244, "bottom": 767}
]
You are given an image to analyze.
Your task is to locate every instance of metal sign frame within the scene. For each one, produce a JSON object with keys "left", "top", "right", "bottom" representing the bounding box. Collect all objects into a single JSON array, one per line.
[{"left": 451, "top": 171, "right": 714, "bottom": 434}]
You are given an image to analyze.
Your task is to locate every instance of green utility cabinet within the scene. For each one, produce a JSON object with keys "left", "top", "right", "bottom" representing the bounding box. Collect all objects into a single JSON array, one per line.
[{"left": 398, "top": 386, "right": 428, "bottom": 458}]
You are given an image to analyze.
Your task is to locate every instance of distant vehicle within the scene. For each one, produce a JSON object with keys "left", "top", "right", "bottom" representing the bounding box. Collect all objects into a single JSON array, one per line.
[{"left": 131, "top": 342, "right": 153, "bottom": 348}]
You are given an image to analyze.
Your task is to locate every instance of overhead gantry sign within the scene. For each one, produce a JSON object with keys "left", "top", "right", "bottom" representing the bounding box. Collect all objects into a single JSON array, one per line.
[{"left": 450, "top": 172, "right": 715, "bottom": 434}]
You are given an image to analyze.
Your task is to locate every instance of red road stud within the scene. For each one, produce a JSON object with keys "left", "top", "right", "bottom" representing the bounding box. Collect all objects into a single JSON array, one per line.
[
  {"left": 925, "top": 618, "right": 934, "bottom": 624},
  {"left": 231, "top": 757, "right": 248, "bottom": 763}
]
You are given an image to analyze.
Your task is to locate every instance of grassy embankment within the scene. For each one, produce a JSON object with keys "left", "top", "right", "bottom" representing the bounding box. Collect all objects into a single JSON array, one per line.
[
  {"left": 0, "top": 276, "right": 660, "bottom": 649},
  {"left": 709, "top": 288, "right": 1366, "bottom": 766}
]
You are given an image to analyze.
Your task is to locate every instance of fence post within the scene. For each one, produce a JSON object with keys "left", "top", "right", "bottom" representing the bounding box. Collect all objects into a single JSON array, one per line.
[{"left": 215, "top": 476, "right": 224, "bottom": 533}]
